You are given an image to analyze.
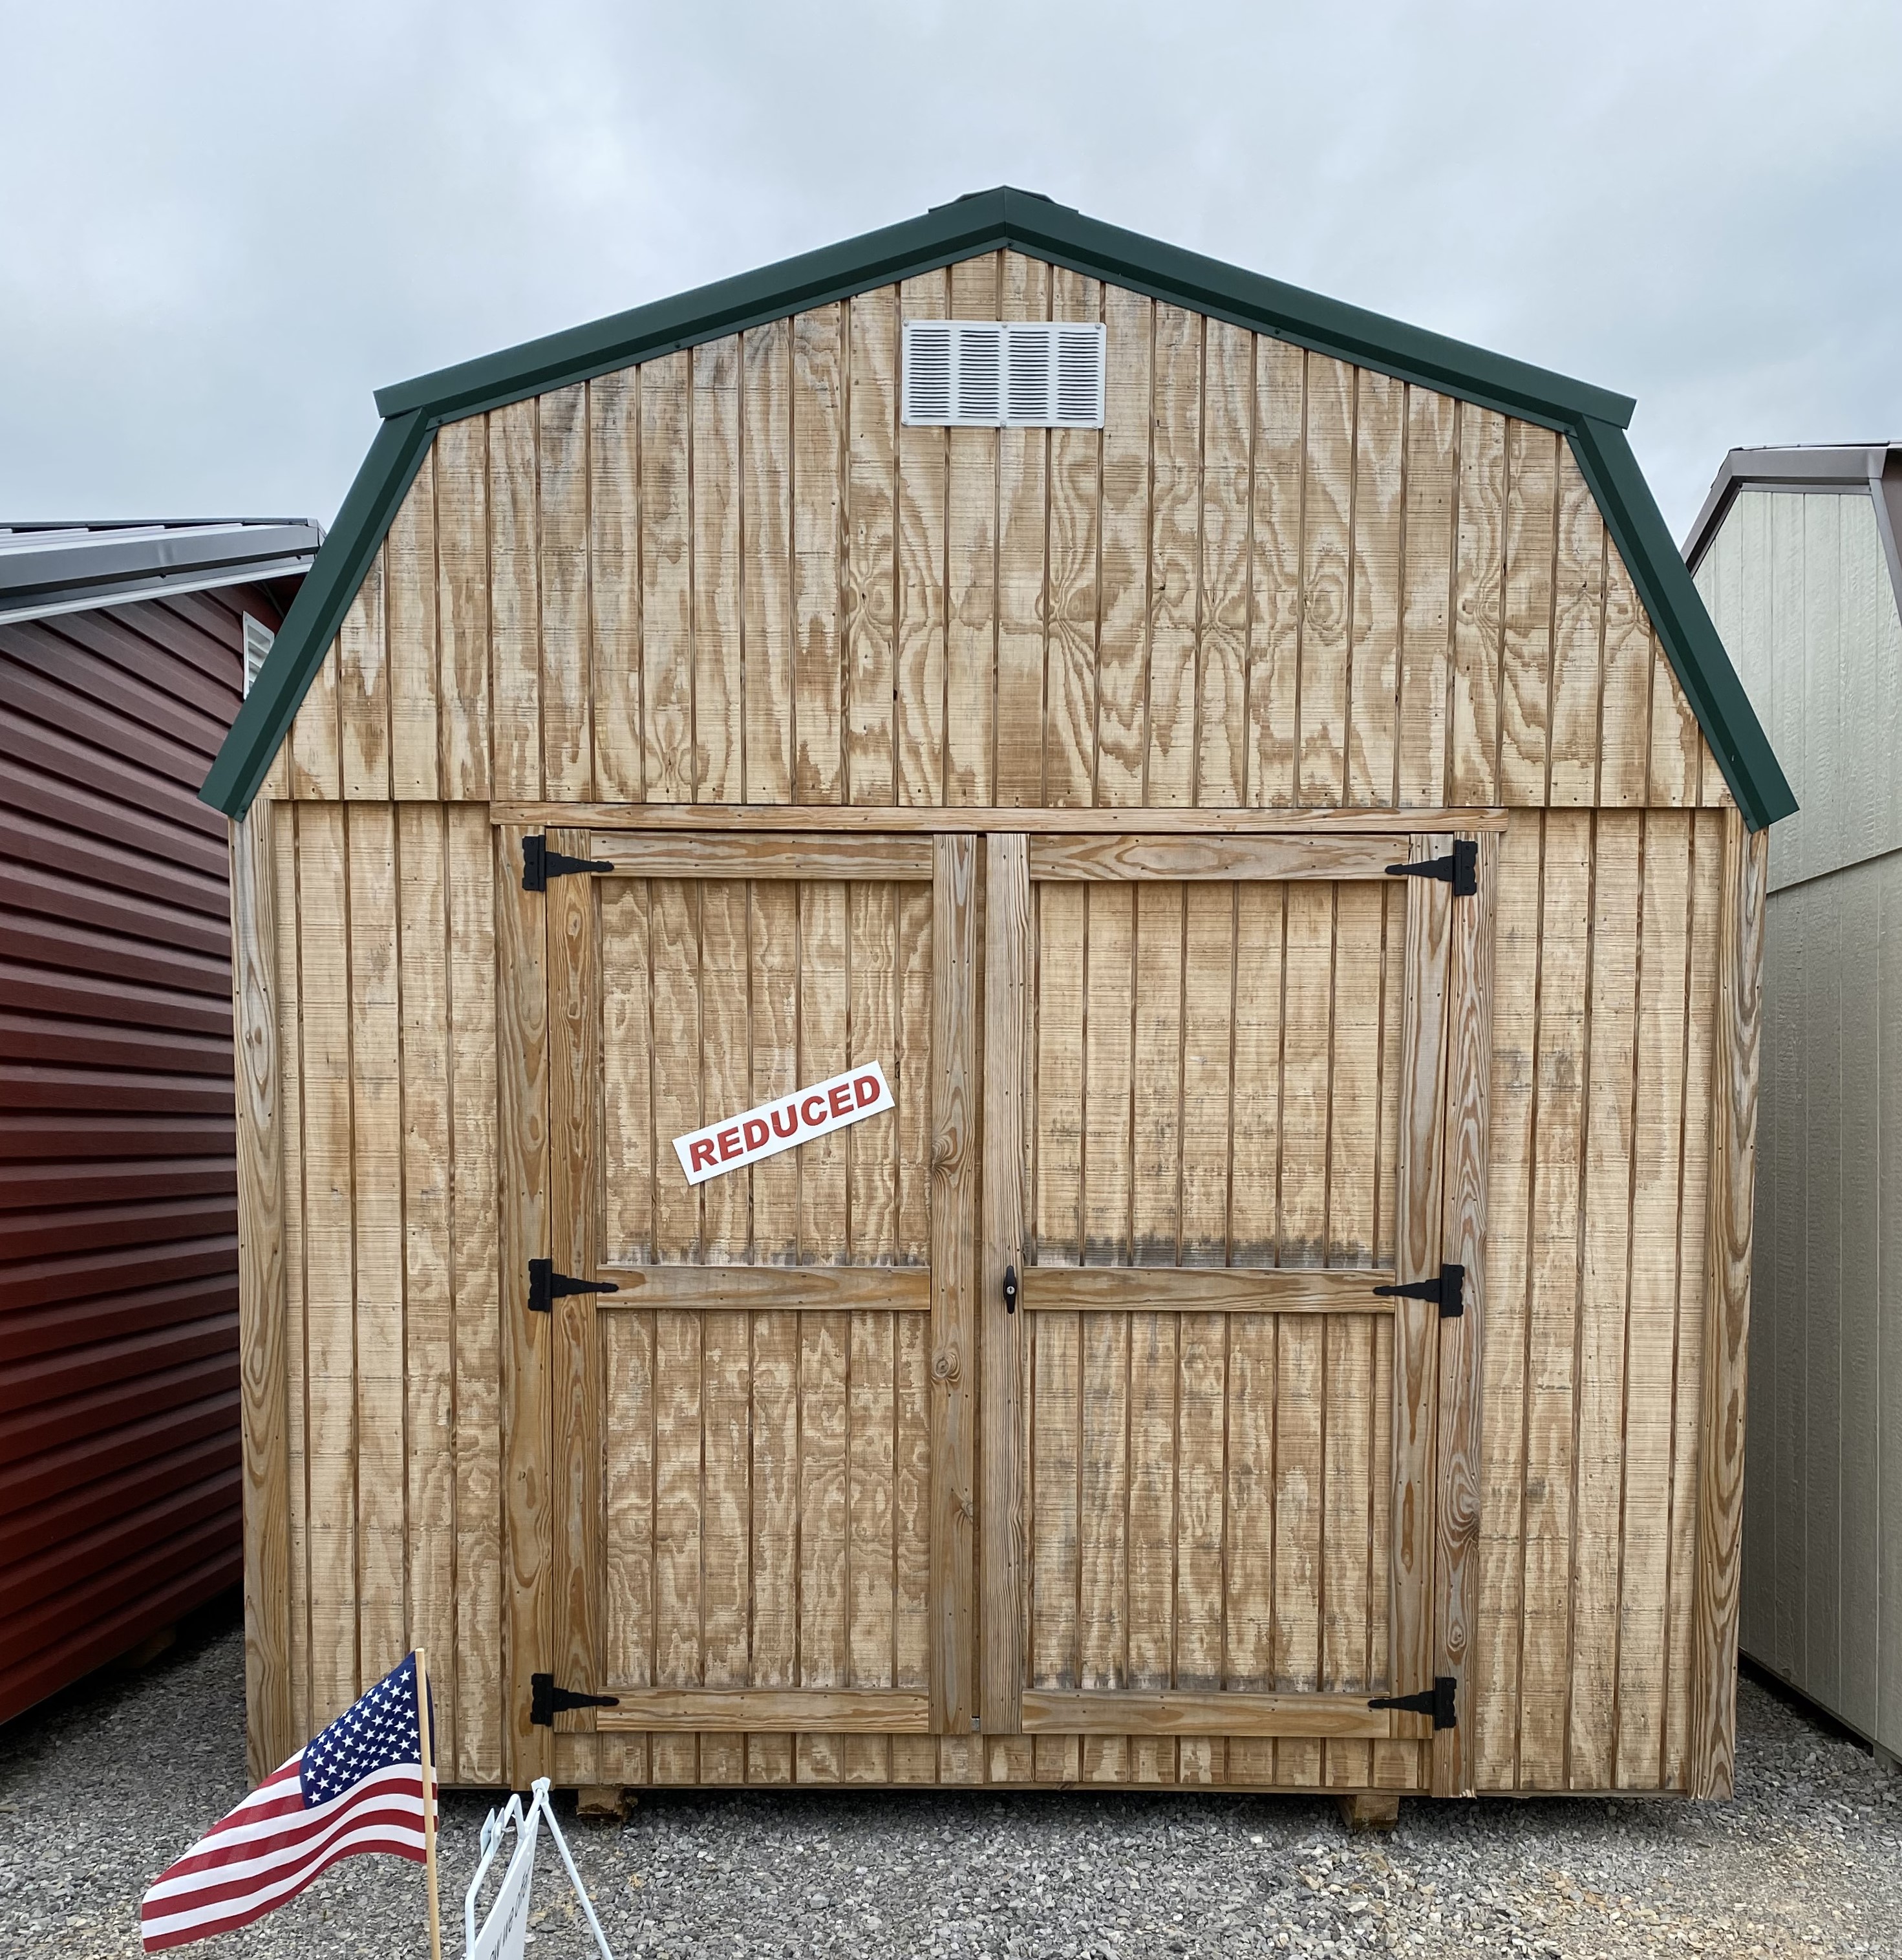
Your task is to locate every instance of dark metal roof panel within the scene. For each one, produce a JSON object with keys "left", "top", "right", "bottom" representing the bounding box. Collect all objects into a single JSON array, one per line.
[
  {"left": 0, "top": 519, "right": 323, "bottom": 625},
  {"left": 1682, "top": 442, "right": 1901, "bottom": 572}
]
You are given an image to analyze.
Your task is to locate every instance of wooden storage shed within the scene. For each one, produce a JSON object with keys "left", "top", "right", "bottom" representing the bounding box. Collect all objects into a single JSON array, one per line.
[
  {"left": 2, "top": 517, "right": 319, "bottom": 1726},
  {"left": 205, "top": 190, "right": 1795, "bottom": 1807},
  {"left": 1687, "top": 443, "right": 1902, "bottom": 1766}
]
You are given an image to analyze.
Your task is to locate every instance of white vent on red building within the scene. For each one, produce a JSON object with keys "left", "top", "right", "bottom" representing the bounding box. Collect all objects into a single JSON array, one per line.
[{"left": 241, "top": 613, "right": 274, "bottom": 697}]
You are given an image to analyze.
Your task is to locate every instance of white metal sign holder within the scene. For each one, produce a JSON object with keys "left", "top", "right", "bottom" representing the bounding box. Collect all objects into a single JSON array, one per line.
[{"left": 465, "top": 1776, "right": 615, "bottom": 1960}]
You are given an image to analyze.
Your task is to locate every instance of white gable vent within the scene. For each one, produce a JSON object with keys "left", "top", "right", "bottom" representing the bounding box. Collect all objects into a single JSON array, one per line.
[
  {"left": 903, "top": 321, "right": 1105, "bottom": 428},
  {"left": 241, "top": 612, "right": 274, "bottom": 696}
]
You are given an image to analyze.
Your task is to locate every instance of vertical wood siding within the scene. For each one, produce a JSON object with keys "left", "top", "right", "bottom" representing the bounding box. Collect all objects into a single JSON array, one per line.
[
  {"left": 248, "top": 250, "right": 1745, "bottom": 1791},
  {"left": 1470, "top": 808, "right": 1725, "bottom": 1788},
  {"left": 266, "top": 799, "right": 504, "bottom": 1783},
  {"left": 275, "top": 260, "right": 1725, "bottom": 823}
]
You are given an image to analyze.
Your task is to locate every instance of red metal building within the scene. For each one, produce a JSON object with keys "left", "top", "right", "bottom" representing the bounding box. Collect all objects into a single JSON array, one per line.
[{"left": 1, "top": 519, "right": 319, "bottom": 1725}]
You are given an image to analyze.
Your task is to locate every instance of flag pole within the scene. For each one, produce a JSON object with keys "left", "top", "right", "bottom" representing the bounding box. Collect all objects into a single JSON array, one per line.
[{"left": 416, "top": 1648, "right": 442, "bottom": 1960}]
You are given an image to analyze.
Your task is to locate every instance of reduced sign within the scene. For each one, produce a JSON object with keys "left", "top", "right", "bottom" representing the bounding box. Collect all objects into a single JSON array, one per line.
[{"left": 673, "top": 1061, "right": 894, "bottom": 1185}]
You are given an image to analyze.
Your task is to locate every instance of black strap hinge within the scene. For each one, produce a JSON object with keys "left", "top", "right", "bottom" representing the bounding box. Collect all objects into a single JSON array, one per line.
[
  {"left": 522, "top": 833, "right": 614, "bottom": 893},
  {"left": 1369, "top": 1675, "right": 1457, "bottom": 1730},
  {"left": 1003, "top": 1264, "right": 1020, "bottom": 1315},
  {"left": 529, "top": 1673, "right": 620, "bottom": 1727},
  {"left": 527, "top": 1258, "right": 620, "bottom": 1315},
  {"left": 1372, "top": 1262, "right": 1465, "bottom": 1319},
  {"left": 1385, "top": 838, "right": 1477, "bottom": 898}
]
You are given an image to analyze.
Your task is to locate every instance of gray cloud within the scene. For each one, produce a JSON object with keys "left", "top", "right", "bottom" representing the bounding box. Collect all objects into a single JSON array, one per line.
[{"left": 3, "top": 0, "right": 1897, "bottom": 537}]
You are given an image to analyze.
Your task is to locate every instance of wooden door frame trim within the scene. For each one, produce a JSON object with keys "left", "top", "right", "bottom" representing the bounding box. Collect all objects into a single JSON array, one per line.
[
  {"left": 930, "top": 835, "right": 979, "bottom": 1734},
  {"left": 1390, "top": 836, "right": 1455, "bottom": 1743},
  {"left": 588, "top": 834, "right": 935, "bottom": 879},
  {"left": 1020, "top": 1266, "right": 1402, "bottom": 1313},
  {"left": 979, "top": 835, "right": 1031, "bottom": 1737},
  {"left": 1688, "top": 812, "right": 1768, "bottom": 1798},
  {"left": 545, "top": 828, "right": 602, "bottom": 1765},
  {"left": 492, "top": 802, "right": 1511, "bottom": 835},
  {"left": 1431, "top": 830, "right": 1498, "bottom": 1796},
  {"left": 601, "top": 1265, "right": 933, "bottom": 1310},
  {"left": 230, "top": 801, "right": 293, "bottom": 1783},
  {"left": 598, "top": 1689, "right": 932, "bottom": 1733},
  {"left": 497, "top": 821, "right": 553, "bottom": 1787},
  {"left": 1021, "top": 1689, "right": 1399, "bottom": 1739},
  {"left": 1026, "top": 834, "right": 1414, "bottom": 882}
]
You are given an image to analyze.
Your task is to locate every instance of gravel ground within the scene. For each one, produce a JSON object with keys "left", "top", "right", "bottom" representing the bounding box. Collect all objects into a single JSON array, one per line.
[{"left": 3, "top": 1599, "right": 1897, "bottom": 1959}]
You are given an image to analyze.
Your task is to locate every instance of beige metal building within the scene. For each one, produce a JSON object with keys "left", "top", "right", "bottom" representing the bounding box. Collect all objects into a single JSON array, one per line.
[
  {"left": 1689, "top": 443, "right": 1902, "bottom": 1765},
  {"left": 204, "top": 189, "right": 1791, "bottom": 1812}
]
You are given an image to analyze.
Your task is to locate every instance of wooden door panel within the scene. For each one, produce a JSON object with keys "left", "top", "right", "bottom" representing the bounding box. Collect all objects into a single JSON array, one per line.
[
  {"left": 594, "top": 875, "right": 934, "bottom": 1266},
  {"left": 1027, "top": 880, "right": 1407, "bottom": 1269},
  {"left": 1024, "top": 1311, "right": 1397, "bottom": 1691},
  {"left": 543, "top": 830, "right": 974, "bottom": 1758},
  {"left": 990, "top": 837, "right": 1455, "bottom": 1754},
  {"left": 595, "top": 1302, "right": 931, "bottom": 1700}
]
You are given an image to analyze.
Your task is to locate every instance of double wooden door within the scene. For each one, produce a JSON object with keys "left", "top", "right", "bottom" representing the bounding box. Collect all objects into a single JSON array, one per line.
[{"left": 515, "top": 823, "right": 1488, "bottom": 1791}]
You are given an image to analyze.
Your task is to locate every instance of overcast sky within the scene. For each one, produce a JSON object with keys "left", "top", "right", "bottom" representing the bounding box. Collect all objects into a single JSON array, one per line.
[{"left": 4, "top": 1, "right": 1897, "bottom": 542}]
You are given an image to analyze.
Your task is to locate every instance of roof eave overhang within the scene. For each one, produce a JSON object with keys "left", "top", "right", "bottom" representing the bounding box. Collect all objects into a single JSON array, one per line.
[
  {"left": 1682, "top": 443, "right": 1898, "bottom": 570},
  {"left": 0, "top": 554, "right": 317, "bottom": 627},
  {"left": 0, "top": 521, "right": 325, "bottom": 609},
  {"left": 204, "top": 186, "right": 1795, "bottom": 830}
]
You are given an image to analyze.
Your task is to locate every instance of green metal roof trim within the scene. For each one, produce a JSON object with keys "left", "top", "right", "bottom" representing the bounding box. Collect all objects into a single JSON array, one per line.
[
  {"left": 203, "top": 186, "right": 1794, "bottom": 828},
  {"left": 200, "top": 409, "right": 431, "bottom": 815},
  {"left": 1568, "top": 419, "right": 1792, "bottom": 829}
]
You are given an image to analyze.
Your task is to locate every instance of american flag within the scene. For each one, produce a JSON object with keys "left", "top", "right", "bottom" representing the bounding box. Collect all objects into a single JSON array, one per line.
[{"left": 140, "top": 1652, "right": 436, "bottom": 1952}]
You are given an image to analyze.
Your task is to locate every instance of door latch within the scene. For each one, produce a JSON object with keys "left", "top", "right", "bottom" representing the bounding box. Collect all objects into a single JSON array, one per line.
[{"left": 1003, "top": 1264, "right": 1019, "bottom": 1315}]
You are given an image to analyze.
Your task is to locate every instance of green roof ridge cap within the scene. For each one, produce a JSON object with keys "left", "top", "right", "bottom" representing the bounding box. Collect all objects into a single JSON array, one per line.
[
  {"left": 373, "top": 186, "right": 1638, "bottom": 431},
  {"left": 207, "top": 189, "right": 1791, "bottom": 829}
]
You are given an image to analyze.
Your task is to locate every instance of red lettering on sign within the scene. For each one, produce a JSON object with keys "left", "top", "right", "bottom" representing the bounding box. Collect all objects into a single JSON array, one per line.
[
  {"left": 689, "top": 1138, "right": 718, "bottom": 1172},
  {"left": 743, "top": 1117, "right": 769, "bottom": 1152},
  {"left": 828, "top": 1083, "right": 853, "bottom": 1117},
  {"left": 802, "top": 1094, "right": 828, "bottom": 1126},
  {"left": 771, "top": 1103, "right": 798, "bottom": 1139},
  {"left": 718, "top": 1127, "right": 743, "bottom": 1161},
  {"left": 854, "top": 1073, "right": 881, "bottom": 1108}
]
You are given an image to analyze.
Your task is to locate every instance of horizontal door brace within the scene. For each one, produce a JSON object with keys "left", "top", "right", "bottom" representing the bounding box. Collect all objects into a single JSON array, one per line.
[
  {"left": 1385, "top": 837, "right": 1477, "bottom": 897},
  {"left": 527, "top": 1258, "right": 619, "bottom": 1316},
  {"left": 1371, "top": 1262, "right": 1465, "bottom": 1319},
  {"left": 522, "top": 832, "right": 613, "bottom": 892},
  {"left": 1368, "top": 1676, "right": 1457, "bottom": 1730},
  {"left": 529, "top": 1673, "right": 620, "bottom": 1727}
]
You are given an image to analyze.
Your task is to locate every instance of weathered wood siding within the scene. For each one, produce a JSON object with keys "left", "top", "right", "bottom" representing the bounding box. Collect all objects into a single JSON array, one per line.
[
  {"left": 243, "top": 252, "right": 1747, "bottom": 1794},
  {"left": 1698, "top": 489, "right": 1902, "bottom": 1759},
  {"left": 269, "top": 259, "right": 1726, "bottom": 823}
]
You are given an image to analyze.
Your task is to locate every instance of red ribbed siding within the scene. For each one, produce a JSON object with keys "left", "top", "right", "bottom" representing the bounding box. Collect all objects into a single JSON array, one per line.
[{"left": 0, "top": 581, "right": 295, "bottom": 1724}]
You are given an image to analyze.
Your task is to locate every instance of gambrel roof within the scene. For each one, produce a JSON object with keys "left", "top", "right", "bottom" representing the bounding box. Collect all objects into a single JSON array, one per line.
[{"left": 204, "top": 186, "right": 1794, "bottom": 828}]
